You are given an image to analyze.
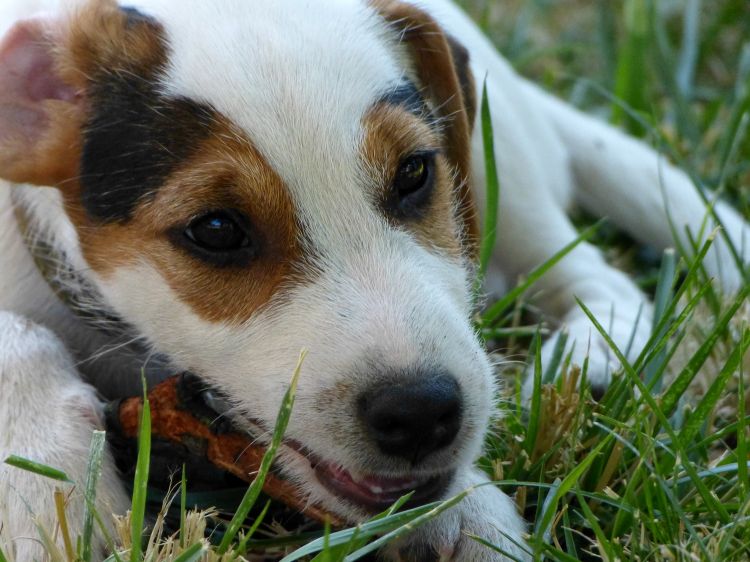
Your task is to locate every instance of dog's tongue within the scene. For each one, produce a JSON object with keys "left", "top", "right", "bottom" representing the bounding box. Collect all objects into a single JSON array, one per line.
[{"left": 314, "top": 462, "right": 434, "bottom": 511}]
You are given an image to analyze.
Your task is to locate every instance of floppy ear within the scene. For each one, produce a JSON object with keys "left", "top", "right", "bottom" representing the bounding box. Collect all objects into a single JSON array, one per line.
[
  {"left": 373, "top": 0, "right": 479, "bottom": 251},
  {"left": 0, "top": 16, "right": 83, "bottom": 187}
]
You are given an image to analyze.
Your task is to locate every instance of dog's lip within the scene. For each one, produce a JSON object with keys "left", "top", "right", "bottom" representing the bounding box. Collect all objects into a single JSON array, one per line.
[
  {"left": 285, "top": 439, "right": 453, "bottom": 513},
  {"left": 313, "top": 461, "right": 451, "bottom": 512}
]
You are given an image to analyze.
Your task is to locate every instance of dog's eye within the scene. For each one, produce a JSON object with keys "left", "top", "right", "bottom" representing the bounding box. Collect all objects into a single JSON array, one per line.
[
  {"left": 394, "top": 154, "right": 431, "bottom": 198},
  {"left": 185, "top": 212, "right": 249, "bottom": 251},
  {"left": 387, "top": 153, "right": 435, "bottom": 218},
  {"left": 179, "top": 211, "right": 256, "bottom": 267}
]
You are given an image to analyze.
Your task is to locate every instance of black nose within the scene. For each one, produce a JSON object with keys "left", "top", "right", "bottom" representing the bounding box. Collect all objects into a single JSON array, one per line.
[{"left": 358, "top": 374, "right": 463, "bottom": 464}]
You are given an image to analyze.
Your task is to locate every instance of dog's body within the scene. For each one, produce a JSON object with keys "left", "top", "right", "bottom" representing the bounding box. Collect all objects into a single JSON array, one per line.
[{"left": 0, "top": 0, "right": 747, "bottom": 560}]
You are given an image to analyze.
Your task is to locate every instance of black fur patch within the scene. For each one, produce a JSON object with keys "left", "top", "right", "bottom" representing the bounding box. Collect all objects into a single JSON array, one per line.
[
  {"left": 380, "top": 81, "right": 434, "bottom": 122},
  {"left": 119, "top": 6, "right": 155, "bottom": 27},
  {"left": 79, "top": 15, "right": 215, "bottom": 223},
  {"left": 81, "top": 78, "right": 214, "bottom": 222}
]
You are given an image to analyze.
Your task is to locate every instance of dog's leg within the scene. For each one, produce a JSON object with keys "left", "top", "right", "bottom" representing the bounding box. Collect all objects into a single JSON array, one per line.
[
  {"left": 0, "top": 311, "right": 127, "bottom": 561},
  {"left": 502, "top": 203, "right": 653, "bottom": 397},
  {"left": 381, "top": 468, "right": 528, "bottom": 562},
  {"left": 531, "top": 84, "right": 749, "bottom": 292}
]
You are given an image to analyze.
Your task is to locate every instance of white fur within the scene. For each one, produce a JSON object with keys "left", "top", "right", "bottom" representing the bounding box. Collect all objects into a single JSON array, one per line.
[
  {"left": 1, "top": 0, "right": 748, "bottom": 560},
  {"left": 0, "top": 311, "right": 128, "bottom": 561}
]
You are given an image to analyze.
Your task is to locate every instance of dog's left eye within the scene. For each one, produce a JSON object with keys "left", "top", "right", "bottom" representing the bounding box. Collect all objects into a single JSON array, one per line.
[
  {"left": 177, "top": 210, "right": 256, "bottom": 266},
  {"left": 387, "top": 153, "right": 435, "bottom": 217}
]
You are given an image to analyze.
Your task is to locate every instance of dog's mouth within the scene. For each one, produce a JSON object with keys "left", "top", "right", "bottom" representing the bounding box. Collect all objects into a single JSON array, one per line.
[
  {"left": 314, "top": 461, "right": 450, "bottom": 512},
  {"left": 284, "top": 440, "right": 453, "bottom": 513},
  {"left": 198, "top": 376, "right": 454, "bottom": 515}
]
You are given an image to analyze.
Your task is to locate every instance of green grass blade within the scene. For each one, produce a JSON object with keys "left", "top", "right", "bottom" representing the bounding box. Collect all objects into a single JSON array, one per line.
[
  {"left": 235, "top": 499, "right": 272, "bottom": 557},
  {"left": 311, "top": 492, "right": 416, "bottom": 560},
  {"left": 738, "top": 344, "right": 748, "bottom": 497},
  {"left": 637, "top": 280, "right": 712, "bottom": 379},
  {"left": 643, "top": 248, "right": 676, "bottom": 391},
  {"left": 561, "top": 506, "right": 578, "bottom": 559},
  {"left": 533, "top": 436, "right": 613, "bottom": 558},
  {"left": 93, "top": 507, "right": 123, "bottom": 562},
  {"left": 482, "top": 221, "right": 602, "bottom": 324},
  {"left": 170, "top": 542, "right": 206, "bottom": 562},
  {"left": 660, "top": 285, "right": 750, "bottom": 417},
  {"left": 542, "top": 328, "right": 567, "bottom": 384},
  {"left": 679, "top": 330, "right": 750, "bottom": 447},
  {"left": 524, "top": 330, "right": 543, "bottom": 458},
  {"left": 632, "top": 234, "right": 716, "bottom": 373},
  {"left": 716, "top": 45, "right": 750, "bottom": 187},
  {"left": 676, "top": 0, "right": 701, "bottom": 97},
  {"left": 651, "top": 0, "right": 699, "bottom": 144},
  {"left": 465, "top": 533, "right": 529, "bottom": 562},
  {"left": 179, "top": 465, "right": 187, "bottom": 548},
  {"left": 342, "top": 489, "right": 471, "bottom": 561},
  {"left": 597, "top": 2, "right": 618, "bottom": 86},
  {"left": 612, "top": 0, "right": 651, "bottom": 134},
  {"left": 217, "top": 350, "right": 305, "bottom": 554},
  {"left": 536, "top": 477, "right": 561, "bottom": 546},
  {"left": 672, "top": 462, "right": 750, "bottom": 486},
  {"left": 81, "top": 430, "right": 106, "bottom": 562},
  {"left": 3, "top": 455, "right": 72, "bottom": 483},
  {"left": 310, "top": 520, "right": 333, "bottom": 562},
  {"left": 574, "top": 490, "right": 617, "bottom": 560},
  {"left": 130, "top": 377, "right": 152, "bottom": 562},
  {"left": 476, "top": 78, "right": 500, "bottom": 285},
  {"left": 281, "top": 501, "right": 441, "bottom": 561}
]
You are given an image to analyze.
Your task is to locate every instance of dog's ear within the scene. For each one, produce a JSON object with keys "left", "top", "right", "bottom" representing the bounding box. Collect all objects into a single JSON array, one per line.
[
  {"left": 373, "top": 0, "right": 479, "bottom": 251},
  {"left": 0, "top": 16, "right": 84, "bottom": 187}
]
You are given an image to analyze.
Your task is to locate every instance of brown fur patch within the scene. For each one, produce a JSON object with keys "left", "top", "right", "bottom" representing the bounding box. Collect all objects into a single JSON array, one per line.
[
  {"left": 66, "top": 119, "right": 302, "bottom": 325},
  {"left": 60, "top": 0, "right": 165, "bottom": 84},
  {"left": 361, "top": 103, "right": 463, "bottom": 258},
  {"left": 370, "top": 0, "right": 479, "bottom": 255}
]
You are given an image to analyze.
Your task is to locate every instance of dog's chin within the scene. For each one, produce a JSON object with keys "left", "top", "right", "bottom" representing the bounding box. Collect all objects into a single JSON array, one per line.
[{"left": 274, "top": 439, "right": 456, "bottom": 521}]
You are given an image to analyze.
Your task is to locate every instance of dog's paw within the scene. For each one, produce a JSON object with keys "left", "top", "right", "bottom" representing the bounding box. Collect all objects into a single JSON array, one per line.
[
  {"left": 524, "top": 305, "right": 652, "bottom": 400},
  {"left": 380, "top": 469, "right": 529, "bottom": 562}
]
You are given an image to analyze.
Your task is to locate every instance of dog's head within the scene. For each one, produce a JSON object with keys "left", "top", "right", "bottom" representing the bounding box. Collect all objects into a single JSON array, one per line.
[{"left": 0, "top": 0, "right": 492, "bottom": 519}]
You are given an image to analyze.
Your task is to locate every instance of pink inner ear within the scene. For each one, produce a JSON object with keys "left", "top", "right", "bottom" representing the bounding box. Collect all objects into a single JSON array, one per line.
[
  {"left": 0, "top": 16, "right": 81, "bottom": 185},
  {"left": 0, "top": 17, "right": 77, "bottom": 108},
  {"left": 0, "top": 16, "right": 78, "bottom": 152}
]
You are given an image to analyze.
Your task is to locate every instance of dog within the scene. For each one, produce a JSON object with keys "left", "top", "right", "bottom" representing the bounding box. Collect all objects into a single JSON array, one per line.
[{"left": 0, "top": 0, "right": 747, "bottom": 560}]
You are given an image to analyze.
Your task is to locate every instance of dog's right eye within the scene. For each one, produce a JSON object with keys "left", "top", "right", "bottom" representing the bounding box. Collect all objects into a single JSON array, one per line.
[{"left": 177, "top": 210, "right": 257, "bottom": 266}]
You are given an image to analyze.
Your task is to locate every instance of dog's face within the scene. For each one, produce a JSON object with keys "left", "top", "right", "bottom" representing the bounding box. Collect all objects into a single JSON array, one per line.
[{"left": 0, "top": 0, "right": 493, "bottom": 520}]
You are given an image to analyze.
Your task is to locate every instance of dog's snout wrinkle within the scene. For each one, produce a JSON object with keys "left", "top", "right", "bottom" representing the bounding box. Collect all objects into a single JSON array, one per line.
[{"left": 358, "top": 373, "right": 462, "bottom": 464}]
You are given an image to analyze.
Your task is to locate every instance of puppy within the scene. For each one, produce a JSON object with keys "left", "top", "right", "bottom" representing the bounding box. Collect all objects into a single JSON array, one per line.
[{"left": 0, "top": 0, "right": 746, "bottom": 560}]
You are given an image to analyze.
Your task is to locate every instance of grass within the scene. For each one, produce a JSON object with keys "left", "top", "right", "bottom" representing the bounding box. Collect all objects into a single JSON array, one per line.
[{"left": 2, "top": 0, "right": 750, "bottom": 560}]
